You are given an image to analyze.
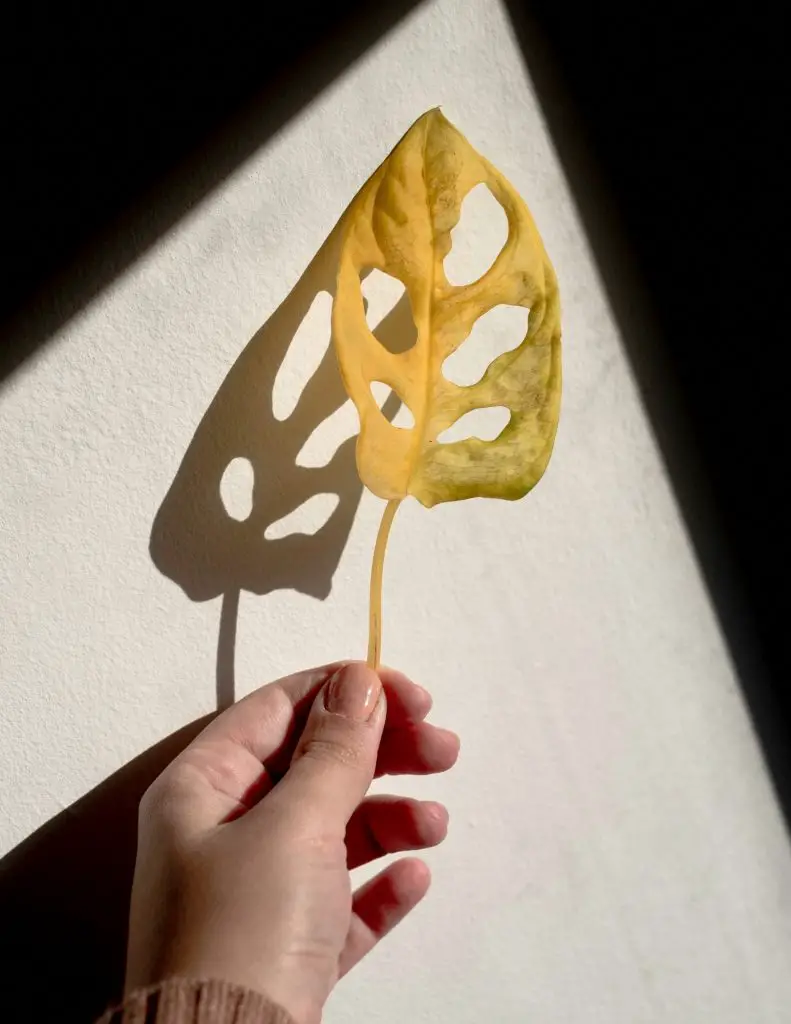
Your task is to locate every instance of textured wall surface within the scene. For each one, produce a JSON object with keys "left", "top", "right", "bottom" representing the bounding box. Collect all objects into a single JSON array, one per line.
[{"left": 2, "top": 0, "right": 791, "bottom": 1021}]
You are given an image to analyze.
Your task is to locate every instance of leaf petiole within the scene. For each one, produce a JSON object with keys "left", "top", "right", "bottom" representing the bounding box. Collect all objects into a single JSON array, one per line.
[{"left": 367, "top": 498, "right": 401, "bottom": 669}]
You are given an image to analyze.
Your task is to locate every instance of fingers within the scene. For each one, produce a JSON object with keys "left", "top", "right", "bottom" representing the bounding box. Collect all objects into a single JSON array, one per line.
[
  {"left": 345, "top": 796, "right": 449, "bottom": 870},
  {"left": 269, "top": 663, "right": 387, "bottom": 829},
  {"left": 147, "top": 662, "right": 451, "bottom": 833},
  {"left": 195, "top": 662, "right": 433, "bottom": 770},
  {"left": 378, "top": 667, "right": 433, "bottom": 726},
  {"left": 376, "top": 723, "right": 460, "bottom": 778},
  {"left": 339, "top": 859, "right": 432, "bottom": 977}
]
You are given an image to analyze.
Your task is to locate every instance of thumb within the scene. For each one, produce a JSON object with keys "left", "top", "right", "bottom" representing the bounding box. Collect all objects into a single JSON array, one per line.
[{"left": 274, "top": 662, "right": 386, "bottom": 830}]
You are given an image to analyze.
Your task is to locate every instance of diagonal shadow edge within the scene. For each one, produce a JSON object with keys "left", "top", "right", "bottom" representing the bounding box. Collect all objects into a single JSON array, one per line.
[
  {"left": 0, "top": 0, "right": 423, "bottom": 387},
  {"left": 504, "top": 2, "right": 791, "bottom": 835}
]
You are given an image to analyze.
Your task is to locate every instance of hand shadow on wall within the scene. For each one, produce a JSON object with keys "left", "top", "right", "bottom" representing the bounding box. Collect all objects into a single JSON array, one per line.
[
  {"left": 0, "top": 716, "right": 211, "bottom": 1023},
  {"left": 150, "top": 229, "right": 413, "bottom": 709}
]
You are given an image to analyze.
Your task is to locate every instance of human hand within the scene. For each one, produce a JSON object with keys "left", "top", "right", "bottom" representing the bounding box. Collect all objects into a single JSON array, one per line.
[{"left": 125, "top": 662, "right": 460, "bottom": 1024}]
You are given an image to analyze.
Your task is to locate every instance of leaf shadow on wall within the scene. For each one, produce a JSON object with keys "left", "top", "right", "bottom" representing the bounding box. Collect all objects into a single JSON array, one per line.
[{"left": 150, "top": 229, "right": 413, "bottom": 709}]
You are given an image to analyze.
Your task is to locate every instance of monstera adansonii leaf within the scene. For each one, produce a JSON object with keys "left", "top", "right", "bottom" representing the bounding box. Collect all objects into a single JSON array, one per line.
[{"left": 331, "top": 109, "right": 562, "bottom": 667}]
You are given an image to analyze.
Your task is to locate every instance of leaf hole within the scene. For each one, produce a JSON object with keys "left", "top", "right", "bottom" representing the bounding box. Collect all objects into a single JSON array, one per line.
[
  {"left": 437, "top": 407, "right": 511, "bottom": 444},
  {"left": 370, "top": 381, "right": 415, "bottom": 429},
  {"left": 272, "top": 291, "right": 333, "bottom": 421},
  {"left": 296, "top": 400, "right": 360, "bottom": 468},
  {"left": 264, "top": 493, "right": 340, "bottom": 540},
  {"left": 444, "top": 184, "right": 508, "bottom": 287},
  {"left": 443, "top": 304, "right": 528, "bottom": 386},
  {"left": 219, "top": 457, "right": 255, "bottom": 522},
  {"left": 361, "top": 269, "right": 417, "bottom": 354}
]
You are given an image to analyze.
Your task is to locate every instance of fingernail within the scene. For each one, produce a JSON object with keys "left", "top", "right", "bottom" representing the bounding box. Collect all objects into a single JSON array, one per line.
[{"left": 324, "top": 663, "right": 382, "bottom": 721}]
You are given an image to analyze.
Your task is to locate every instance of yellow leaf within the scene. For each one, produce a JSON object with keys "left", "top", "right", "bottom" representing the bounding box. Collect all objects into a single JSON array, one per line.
[
  {"left": 333, "top": 108, "right": 561, "bottom": 508},
  {"left": 332, "top": 108, "right": 562, "bottom": 665}
]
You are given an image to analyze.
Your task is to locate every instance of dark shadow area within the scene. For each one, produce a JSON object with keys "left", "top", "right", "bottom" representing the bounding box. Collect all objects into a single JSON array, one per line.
[
  {"left": 506, "top": 3, "right": 791, "bottom": 825},
  {"left": 0, "top": 715, "right": 212, "bottom": 1023},
  {"left": 150, "top": 227, "right": 412, "bottom": 707},
  {"left": 1, "top": 0, "right": 421, "bottom": 385}
]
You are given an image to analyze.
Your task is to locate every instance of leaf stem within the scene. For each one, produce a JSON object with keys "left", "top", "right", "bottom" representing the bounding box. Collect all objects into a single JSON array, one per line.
[{"left": 367, "top": 498, "right": 401, "bottom": 669}]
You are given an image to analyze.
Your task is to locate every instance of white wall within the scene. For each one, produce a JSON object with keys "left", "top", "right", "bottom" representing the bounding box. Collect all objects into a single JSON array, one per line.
[{"left": 2, "top": 0, "right": 790, "bottom": 1020}]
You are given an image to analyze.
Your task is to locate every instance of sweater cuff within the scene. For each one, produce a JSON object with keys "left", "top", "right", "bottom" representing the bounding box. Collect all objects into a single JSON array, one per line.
[{"left": 97, "top": 977, "right": 298, "bottom": 1024}]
